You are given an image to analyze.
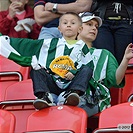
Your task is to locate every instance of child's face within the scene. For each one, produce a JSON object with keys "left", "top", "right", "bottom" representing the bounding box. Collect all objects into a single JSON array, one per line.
[
  {"left": 58, "top": 14, "right": 82, "bottom": 40},
  {"left": 79, "top": 19, "right": 99, "bottom": 42}
]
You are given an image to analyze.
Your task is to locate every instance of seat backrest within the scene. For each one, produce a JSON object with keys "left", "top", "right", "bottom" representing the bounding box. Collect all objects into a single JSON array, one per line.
[
  {"left": 110, "top": 87, "right": 122, "bottom": 106},
  {"left": 3, "top": 79, "right": 35, "bottom": 101},
  {"left": 121, "top": 64, "right": 133, "bottom": 103},
  {"left": 0, "top": 56, "right": 31, "bottom": 101},
  {"left": 0, "top": 79, "right": 36, "bottom": 133},
  {"left": 0, "top": 79, "right": 35, "bottom": 103},
  {"left": 0, "top": 56, "right": 30, "bottom": 80},
  {"left": 0, "top": 109, "right": 16, "bottom": 133},
  {"left": 26, "top": 105, "right": 88, "bottom": 133},
  {"left": 92, "top": 102, "right": 133, "bottom": 133},
  {"left": 0, "top": 80, "right": 18, "bottom": 102},
  {"left": 99, "top": 102, "right": 133, "bottom": 128}
]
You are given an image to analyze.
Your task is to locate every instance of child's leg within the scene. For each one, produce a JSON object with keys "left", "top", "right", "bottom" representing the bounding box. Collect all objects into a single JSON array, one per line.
[
  {"left": 57, "top": 66, "right": 93, "bottom": 106},
  {"left": 30, "top": 68, "right": 61, "bottom": 97},
  {"left": 69, "top": 65, "right": 93, "bottom": 94},
  {"left": 30, "top": 68, "right": 60, "bottom": 110}
]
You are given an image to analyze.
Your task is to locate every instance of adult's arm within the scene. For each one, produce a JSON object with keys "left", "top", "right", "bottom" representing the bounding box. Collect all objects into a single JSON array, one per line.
[
  {"left": 45, "top": 0, "right": 93, "bottom": 14},
  {"left": 34, "top": 5, "right": 61, "bottom": 26}
]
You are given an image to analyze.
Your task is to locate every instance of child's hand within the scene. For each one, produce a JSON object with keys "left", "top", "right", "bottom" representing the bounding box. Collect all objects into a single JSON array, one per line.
[
  {"left": 64, "top": 72, "right": 75, "bottom": 80},
  {"left": 124, "top": 43, "right": 133, "bottom": 60}
]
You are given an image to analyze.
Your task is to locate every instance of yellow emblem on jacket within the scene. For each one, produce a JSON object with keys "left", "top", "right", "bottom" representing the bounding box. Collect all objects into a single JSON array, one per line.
[{"left": 50, "top": 56, "right": 76, "bottom": 78}]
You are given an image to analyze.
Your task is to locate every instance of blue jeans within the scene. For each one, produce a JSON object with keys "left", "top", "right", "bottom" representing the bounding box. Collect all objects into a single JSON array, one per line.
[
  {"left": 38, "top": 27, "right": 62, "bottom": 39},
  {"left": 93, "top": 20, "right": 133, "bottom": 64},
  {"left": 30, "top": 66, "right": 93, "bottom": 97}
]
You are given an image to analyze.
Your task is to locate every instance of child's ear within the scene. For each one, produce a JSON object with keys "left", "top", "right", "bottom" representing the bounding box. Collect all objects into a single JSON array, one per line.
[
  {"left": 58, "top": 26, "right": 62, "bottom": 34},
  {"left": 78, "top": 26, "right": 83, "bottom": 34},
  {"left": 58, "top": 26, "right": 60, "bottom": 31}
]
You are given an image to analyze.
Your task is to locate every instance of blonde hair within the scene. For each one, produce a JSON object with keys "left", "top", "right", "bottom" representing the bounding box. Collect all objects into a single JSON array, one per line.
[{"left": 59, "top": 12, "right": 82, "bottom": 26}]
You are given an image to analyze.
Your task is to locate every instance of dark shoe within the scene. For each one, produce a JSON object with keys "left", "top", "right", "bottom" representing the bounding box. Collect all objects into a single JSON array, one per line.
[
  {"left": 58, "top": 90, "right": 80, "bottom": 106},
  {"left": 33, "top": 92, "right": 54, "bottom": 110}
]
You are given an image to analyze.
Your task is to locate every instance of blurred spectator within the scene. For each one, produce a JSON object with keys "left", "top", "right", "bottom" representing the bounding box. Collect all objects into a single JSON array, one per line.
[
  {"left": 91, "top": 0, "right": 133, "bottom": 64},
  {"left": 0, "top": 0, "right": 41, "bottom": 39}
]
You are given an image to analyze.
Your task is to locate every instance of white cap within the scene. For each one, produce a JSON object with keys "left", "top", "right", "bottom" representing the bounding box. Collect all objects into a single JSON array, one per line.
[{"left": 81, "top": 15, "right": 102, "bottom": 27}]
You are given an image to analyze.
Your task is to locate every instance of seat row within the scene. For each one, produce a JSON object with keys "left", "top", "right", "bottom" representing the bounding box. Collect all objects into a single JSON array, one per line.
[
  {"left": 0, "top": 56, "right": 133, "bottom": 133},
  {"left": 1, "top": 100, "right": 133, "bottom": 133}
]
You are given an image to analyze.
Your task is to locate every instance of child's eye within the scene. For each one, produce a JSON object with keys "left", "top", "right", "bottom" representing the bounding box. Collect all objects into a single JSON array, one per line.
[{"left": 63, "top": 22, "right": 67, "bottom": 24}]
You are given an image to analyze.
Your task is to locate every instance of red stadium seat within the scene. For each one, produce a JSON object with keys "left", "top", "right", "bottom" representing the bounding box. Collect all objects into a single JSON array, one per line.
[
  {"left": 110, "top": 87, "right": 123, "bottom": 105},
  {"left": 0, "top": 56, "right": 30, "bottom": 80},
  {"left": 128, "top": 58, "right": 133, "bottom": 66},
  {"left": 93, "top": 102, "right": 133, "bottom": 133},
  {"left": 0, "top": 79, "right": 36, "bottom": 133},
  {"left": 26, "top": 105, "right": 88, "bottom": 133},
  {"left": 0, "top": 109, "right": 16, "bottom": 133},
  {"left": 121, "top": 58, "right": 133, "bottom": 102},
  {"left": 0, "top": 56, "right": 31, "bottom": 101},
  {"left": 3, "top": 79, "right": 35, "bottom": 101}
]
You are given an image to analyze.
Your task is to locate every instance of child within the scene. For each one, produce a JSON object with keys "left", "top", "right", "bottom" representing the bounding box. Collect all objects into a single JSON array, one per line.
[
  {"left": 0, "top": 12, "right": 93, "bottom": 110},
  {"left": 77, "top": 12, "right": 133, "bottom": 116},
  {"left": 0, "top": 0, "right": 41, "bottom": 39}
]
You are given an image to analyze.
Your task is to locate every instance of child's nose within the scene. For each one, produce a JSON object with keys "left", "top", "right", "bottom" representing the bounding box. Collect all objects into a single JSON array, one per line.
[{"left": 67, "top": 23, "right": 71, "bottom": 27}]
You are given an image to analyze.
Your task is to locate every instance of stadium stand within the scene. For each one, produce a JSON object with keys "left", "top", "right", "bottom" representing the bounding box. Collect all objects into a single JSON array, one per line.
[
  {"left": 0, "top": 79, "right": 35, "bottom": 133},
  {"left": 93, "top": 102, "right": 133, "bottom": 133},
  {"left": 26, "top": 105, "right": 88, "bottom": 133},
  {"left": 0, "top": 56, "right": 30, "bottom": 101}
]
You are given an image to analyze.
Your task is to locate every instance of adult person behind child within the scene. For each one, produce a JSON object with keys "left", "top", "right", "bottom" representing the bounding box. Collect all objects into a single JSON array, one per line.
[
  {"left": 77, "top": 12, "right": 133, "bottom": 116},
  {"left": 0, "top": 0, "right": 41, "bottom": 39},
  {"left": 91, "top": 0, "right": 133, "bottom": 64},
  {"left": 34, "top": 0, "right": 93, "bottom": 39}
]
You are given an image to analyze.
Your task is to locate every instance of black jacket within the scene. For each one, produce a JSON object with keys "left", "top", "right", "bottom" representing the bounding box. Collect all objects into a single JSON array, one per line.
[
  {"left": 96, "top": 0, "right": 132, "bottom": 5},
  {"left": 91, "top": 0, "right": 133, "bottom": 19}
]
